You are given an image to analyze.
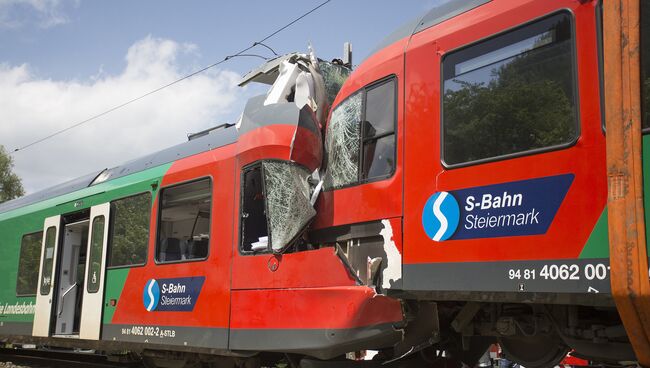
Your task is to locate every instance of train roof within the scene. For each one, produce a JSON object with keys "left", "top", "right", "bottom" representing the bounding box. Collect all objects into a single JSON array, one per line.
[
  {"left": 366, "top": 0, "right": 490, "bottom": 60},
  {"left": 0, "top": 126, "right": 238, "bottom": 215}
]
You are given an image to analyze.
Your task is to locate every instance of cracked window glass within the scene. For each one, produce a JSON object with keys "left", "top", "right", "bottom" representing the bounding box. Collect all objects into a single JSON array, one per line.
[
  {"left": 263, "top": 161, "right": 315, "bottom": 252},
  {"left": 319, "top": 62, "right": 352, "bottom": 107},
  {"left": 324, "top": 92, "right": 362, "bottom": 189}
]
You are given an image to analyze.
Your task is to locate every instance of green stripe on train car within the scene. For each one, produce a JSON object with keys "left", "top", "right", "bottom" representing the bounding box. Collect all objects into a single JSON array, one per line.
[{"left": 0, "top": 162, "right": 172, "bottom": 326}]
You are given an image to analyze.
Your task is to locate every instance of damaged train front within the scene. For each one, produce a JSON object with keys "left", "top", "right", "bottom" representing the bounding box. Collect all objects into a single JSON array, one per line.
[{"left": 232, "top": 50, "right": 410, "bottom": 362}]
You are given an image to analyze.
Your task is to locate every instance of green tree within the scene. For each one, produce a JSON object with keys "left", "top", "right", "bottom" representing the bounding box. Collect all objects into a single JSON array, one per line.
[{"left": 0, "top": 145, "right": 25, "bottom": 204}]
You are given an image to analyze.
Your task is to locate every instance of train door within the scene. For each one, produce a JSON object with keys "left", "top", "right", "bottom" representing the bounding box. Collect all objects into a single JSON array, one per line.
[
  {"left": 79, "top": 203, "right": 110, "bottom": 340},
  {"left": 54, "top": 217, "right": 89, "bottom": 336},
  {"left": 402, "top": 1, "right": 605, "bottom": 294},
  {"left": 33, "top": 215, "right": 61, "bottom": 337}
]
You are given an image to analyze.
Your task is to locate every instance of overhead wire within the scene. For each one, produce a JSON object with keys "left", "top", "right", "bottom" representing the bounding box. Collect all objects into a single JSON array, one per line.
[{"left": 11, "top": 0, "right": 331, "bottom": 155}]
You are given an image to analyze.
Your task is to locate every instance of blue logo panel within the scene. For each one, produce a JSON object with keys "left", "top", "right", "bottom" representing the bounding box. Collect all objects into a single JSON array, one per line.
[
  {"left": 422, "top": 174, "right": 574, "bottom": 241},
  {"left": 142, "top": 276, "right": 205, "bottom": 312}
]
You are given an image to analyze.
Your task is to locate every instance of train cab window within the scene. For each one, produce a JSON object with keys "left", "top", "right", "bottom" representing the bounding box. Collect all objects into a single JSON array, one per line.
[
  {"left": 108, "top": 192, "right": 151, "bottom": 267},
  {"left": 40, "top": 226, "right": 57, "bottom": 295},
  {"left": 87, "top": 216, "right": 105, "bottom": 293},
  {"left": 362, "top": 79, "right": 396, "bottom": 180},
  {"left": 324, "top": 77, "right": 397, "bottom": 190},
  {"left": 16, "top": 231, "right": 43, "bottom": 296},
  {"left": 324, "top": 92, "right": 362, "bottom": 189},
  {"left": 240, "top": 161, "right": 315, "bottom": 253},
  {"left": 240, "top": 165, "right": 269, "bottom": 253},
  {"left": 442, "top": 12, "right": 578, "bottom": 166},
  {"left": 642, "top": 1, "right": 650, "bottom": 130},
  {"left": 156, "top": 179, "right": 211, "bottom": 263}
]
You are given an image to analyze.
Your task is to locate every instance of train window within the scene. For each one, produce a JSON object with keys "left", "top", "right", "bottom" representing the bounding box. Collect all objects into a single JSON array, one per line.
[
  {"left": 16, "top": 231, "right": 43, "bottom": 296},
  {"left": 362, "top": 79, "right": 396, "bottom": 180},
  {"left": 442, "top": 12, "right": 578, "bottom": 166},
  {"left": 642, "top": 1, "right": 650, "bottom": 129},
  {"left": 108, "top": 192, "right": 151, "bottom": 268},
  {"left": 156, "top": 179, "right": 211, "bottom": 263},
  {"left": 240, "top": 164, "right": 269, "bottom": 253},
  {"left": 324, "top": 77, "right": 397, "bottom": 190},
  {"left": 240, "top": 161, "right": 315, "bottom": 253},
  {"left": 87, "top": 216, "right": 105, "bottom": 293},
  {"left": 263, "top": 161, "right": 315, "bottom": 252},
  {"left": 39, "top": 226, "right": 56, "bottom": 295},
  {"left": 324, "top": 91, "right": 362, "bottom": 190}
]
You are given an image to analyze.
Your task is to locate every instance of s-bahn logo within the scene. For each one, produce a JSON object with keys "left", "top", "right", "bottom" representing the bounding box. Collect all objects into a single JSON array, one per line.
[
  {"left": 143, "top": 279, "right": 161, "bottom": 311},
  {"left": 422, "top": 174, "right": 574, "bottom": 242},
  {"left": 422, "top": 192, "right": 460, "bottom": 241},
  {"left": 142, "top": 276, "right": 205, "bottom": 312}
]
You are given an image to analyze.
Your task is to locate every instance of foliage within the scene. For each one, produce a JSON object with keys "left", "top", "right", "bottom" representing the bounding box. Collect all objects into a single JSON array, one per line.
[{"left": 0, "top": 145, "right": 25, "bottom": 204}]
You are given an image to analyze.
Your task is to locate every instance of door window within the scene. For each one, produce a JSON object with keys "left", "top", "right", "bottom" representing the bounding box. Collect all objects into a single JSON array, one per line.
[
  {"left": 87, "top": 216, "right": 105, "bottom": 293},
  {"left": 39, "top": 226, "right": 56, "bottom": 295}
]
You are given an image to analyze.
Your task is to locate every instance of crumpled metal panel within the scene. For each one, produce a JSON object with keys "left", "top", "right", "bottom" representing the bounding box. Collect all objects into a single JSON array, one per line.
[
  {"left": 263, "top": 161, "right": 316, "bottom": 252},
  {"left": 324, "top": 92, "right": 362, "bottom": 189}
]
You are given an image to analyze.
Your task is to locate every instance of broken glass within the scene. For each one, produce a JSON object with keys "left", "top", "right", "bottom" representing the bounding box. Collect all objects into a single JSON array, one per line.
[
  {"left": 262, "top": 161, "right": 316, "bottom": 252},
  {"left": 319, "top": 62, "right": 352, "bottom": 107},
  {"left": 324, "top": 92, "right": 362, "bottom": 189}
]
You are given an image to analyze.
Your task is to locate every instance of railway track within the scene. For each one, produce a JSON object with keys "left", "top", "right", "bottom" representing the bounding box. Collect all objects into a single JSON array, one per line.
[{"left": 0, "top": 348, "right": 143, "bottom": 368}]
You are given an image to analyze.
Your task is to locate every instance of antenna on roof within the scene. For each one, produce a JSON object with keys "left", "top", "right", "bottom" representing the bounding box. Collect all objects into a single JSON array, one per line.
[{"left": 343, "top": 42, "right": 353, "bottom": 69}]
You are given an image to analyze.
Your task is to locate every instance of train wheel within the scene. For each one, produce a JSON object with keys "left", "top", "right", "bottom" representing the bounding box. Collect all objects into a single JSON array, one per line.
[
  {"left": 445, "top": 336, "right": 494, "bottom": 367},
  {"left": 499, "top": 335, "right": 568, "bottom": 368}
]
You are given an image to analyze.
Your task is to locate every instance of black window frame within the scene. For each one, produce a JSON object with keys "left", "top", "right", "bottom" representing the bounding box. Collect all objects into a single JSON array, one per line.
[
  {"left": 324, "top": 75, "right": 398, "bottom": 191},
  {"left": 106, "top": 191, "right": 152, "bottom": 270},
  {"left": 440, "top": 9, "right": 581, "bottom": 169},
  {"left": 154, "top": 177, "right": 213, "bottom": 265},
  {"left": 15, "top": 231, "right": 43, "bottom": 297}
]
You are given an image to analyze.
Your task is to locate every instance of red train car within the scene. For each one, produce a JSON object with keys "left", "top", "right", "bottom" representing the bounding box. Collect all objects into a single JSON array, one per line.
[{"left": 0, "top": 0, "right": 649, "bottom": 367}]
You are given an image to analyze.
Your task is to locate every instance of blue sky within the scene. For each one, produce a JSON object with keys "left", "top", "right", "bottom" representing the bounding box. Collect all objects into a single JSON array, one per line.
[{"left": 0, "top": 0, "right": 437, "bottom": 193}]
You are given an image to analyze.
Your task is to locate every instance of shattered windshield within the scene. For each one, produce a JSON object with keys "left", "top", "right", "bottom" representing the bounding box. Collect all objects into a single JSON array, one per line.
[
  {"left": 319, "top": 62, "right": 352, "bottom": 107},
  {"left": 323, "top": 92, "right": 362, "bottom": 190},
  {"left": 263, "top": 161, "right": 316, "bottom": 252}
]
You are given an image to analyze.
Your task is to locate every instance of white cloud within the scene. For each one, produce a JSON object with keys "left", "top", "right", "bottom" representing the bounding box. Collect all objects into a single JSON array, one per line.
[
  {"left": 0, "top": 0, "right": 74, "bottom": 28},
  {"left": 0, "top": 36, "right": 252, "bottom": 193}
]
